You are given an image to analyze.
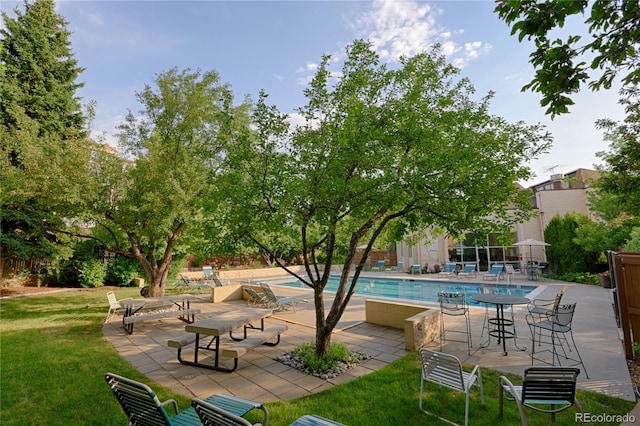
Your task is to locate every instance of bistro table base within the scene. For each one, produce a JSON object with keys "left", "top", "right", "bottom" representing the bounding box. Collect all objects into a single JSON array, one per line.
[{"left": 473, "top": 294, "right": 529, "bottom": 356}]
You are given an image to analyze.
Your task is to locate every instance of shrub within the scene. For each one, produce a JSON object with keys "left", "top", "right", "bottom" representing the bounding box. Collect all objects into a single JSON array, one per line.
[
  {"left": 548, "top": 272, "right": 600, "bottom": 285},
  {"left": 105, "top": 256, "right": 142, "bottom": 286},
  {"left": 78, "top": 259, "right": 106, "bottom": 288},
  {"left": 624, "top": 227, "right": 640, "bottom": 252},
  {"left": 292, "top": 342, "right": 361, "bottom": 373}
]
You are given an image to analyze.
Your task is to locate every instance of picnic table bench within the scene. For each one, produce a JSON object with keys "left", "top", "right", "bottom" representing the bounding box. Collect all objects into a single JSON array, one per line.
[
  {"left": 122, "top": 295, "right": 201, "bottom": 334},
  {"left": 167, "top": 308, "right": 287, "bottom": 372}
]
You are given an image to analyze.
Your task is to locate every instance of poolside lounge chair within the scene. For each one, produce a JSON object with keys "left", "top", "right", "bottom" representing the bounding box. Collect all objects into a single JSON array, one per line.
[
  {"left": 105, "top": 372, "right": 268, "bottom": 426},
  {"left": 202, "top": 265, "right": 226, "bottom": 287},
  {"left": 419, "top": 348, "right": 484, "bottom": 426},
  {"left": 395, "top": 261, "right": 404, "bottom": 272},
  {"left": 505, "top": 264, "right": 521, "bottom": 275},
  {"left": 192, "top": 398, "right": 344, "bottom": 426},
  {"left": 211, "top": 274, "right": 226, "bottom": 287},
  {"left": 504, "top": 264, "right": 520, "bottom": 282},
  {"left": 179, "top": 274, "right": 211, "bottom": 293},
  {"left": 105, "top": 291, "right": 133, "bottom": 322},
  {"left": 259, "top": 283, "right": 308, "bottom": 312},
  {"left": 499, "top": 367, "right": 584, "bottom": 425},
  {"left": 483, "top": 264, "right": 505, "bottom": 281},
  {"left": 202, "top": 265, "right": 214, "bottom": 279},
  {"left": 439, "top": 262, "right": 457, "bottom": 278},
  {"left": 243, "top": 286, "right": 273, "bottom": 308},
  {"left": 457, "top": 264, "right": 477, "bottom": 279},
  {"left": 289, "top": 415, "right": 346, "bottom": 425},
  {"left": 410, "top": 264, "right": 421, "bottom": 274},
  {"left": 371, "top": 260, "right": 385, "bottom": 271}
]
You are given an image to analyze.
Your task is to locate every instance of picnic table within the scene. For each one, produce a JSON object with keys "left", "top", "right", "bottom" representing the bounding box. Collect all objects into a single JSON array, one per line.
[
  {"left": 121, "top": 295, "right": 201, "bottom": 334},
  {"left": 169, "top": 308, "right": 287, "bottom": 372}
]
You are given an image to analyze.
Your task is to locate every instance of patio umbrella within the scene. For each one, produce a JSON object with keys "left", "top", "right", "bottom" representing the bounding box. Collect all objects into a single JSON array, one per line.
[{"left": 513, "top": 238, "right": 550, "bottom": 263}]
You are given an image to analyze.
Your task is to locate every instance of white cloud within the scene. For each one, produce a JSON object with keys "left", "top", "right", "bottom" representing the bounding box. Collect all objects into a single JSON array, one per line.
[
  {"left": 350, "top": 0, "right": 491, "bottom": 68},
  {"left": 296, "top": 62, "right": 319, "bottom": 73},
  {"left": 352, "top": 0, "right": 441, "bottom": 61}
]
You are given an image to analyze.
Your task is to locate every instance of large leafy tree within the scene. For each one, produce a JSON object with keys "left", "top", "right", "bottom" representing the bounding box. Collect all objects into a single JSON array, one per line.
[
  {"left": 225, "top": 40, "right": 551, "bottom": 356},
  {"left": 595, "top": 88, "right": 640, "bottom": 220},
  {"left": 495, "top": 0, "right": 640, "bottom": 117},
  {"left": 584, "top": 87, "right": 640, "bottom": 251},
  {"left": 73, "top": 68, "right": 250, "bottom": 296},
  {"left": 0, "top": 0, "right": 88, "bottom": 272}
]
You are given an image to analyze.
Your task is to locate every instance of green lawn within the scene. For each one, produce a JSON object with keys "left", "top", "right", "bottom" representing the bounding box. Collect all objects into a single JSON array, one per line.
[{"left": 0, "top": 287, "right": 635, "bottom": 425}]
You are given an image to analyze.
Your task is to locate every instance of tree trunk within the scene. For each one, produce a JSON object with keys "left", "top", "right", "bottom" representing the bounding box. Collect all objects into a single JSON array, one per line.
[
  {"left": 145, "top": 260, "right": 171, "bottom": 297},
  {"left": 313, "top": 286, "right": 331, "bottom": 357}
]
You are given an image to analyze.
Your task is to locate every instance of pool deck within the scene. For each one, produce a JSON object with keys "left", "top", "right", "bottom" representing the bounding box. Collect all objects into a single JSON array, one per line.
[{"left": 103, "top": 271, "right": 637, "bottom": 412}]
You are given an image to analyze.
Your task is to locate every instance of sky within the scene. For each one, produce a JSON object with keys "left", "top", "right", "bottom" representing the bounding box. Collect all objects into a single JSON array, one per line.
[{"left": 1, "top": 0, "right": 627, "bottom": 186}]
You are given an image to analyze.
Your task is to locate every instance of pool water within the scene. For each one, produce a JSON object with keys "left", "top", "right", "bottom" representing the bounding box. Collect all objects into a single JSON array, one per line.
[{"left": 266, "top": 276, "right": 538, "bottom": 307}]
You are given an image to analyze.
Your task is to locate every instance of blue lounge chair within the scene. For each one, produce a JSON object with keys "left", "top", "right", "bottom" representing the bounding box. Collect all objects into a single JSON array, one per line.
[
  {"left": 372, "top": 260, "right": 386, "bottom": 271},
  {"left": 106, "top": 373, "right": 268, "bottom": 426},
  {"left": 439, "top": 262, "right": 457, "bottom": 278},
  {"left": 483, "top": 264, "right": 505, "bottom": 281},
  {"left": 457, "top": 264, "right": 477, "bottom": 279},
  {"left": 192, "top": 398, "right": 345, "bottom": 426},
  {"left": 202, "top": 265, "right": 213, "bottom": 278}
]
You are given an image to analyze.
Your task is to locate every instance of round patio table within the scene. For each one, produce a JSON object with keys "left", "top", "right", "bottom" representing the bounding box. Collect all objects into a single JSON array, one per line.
[{"left": 471, "top": 293, "right": 529, "bottom": 356}]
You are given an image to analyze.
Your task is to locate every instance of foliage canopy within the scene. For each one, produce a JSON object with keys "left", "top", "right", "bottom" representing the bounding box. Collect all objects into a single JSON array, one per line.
[
  {"left": 224, "top": 40, "right": 551, "bottom": 355},
  {"left": 74, "top": 68, "right": 251, "bottom": 295},
  {"left": 1, "top": 0, "right": 87, "bottom": 269},
  {"left": 495, "top": 0, "right": 640, "bottom": 117}
]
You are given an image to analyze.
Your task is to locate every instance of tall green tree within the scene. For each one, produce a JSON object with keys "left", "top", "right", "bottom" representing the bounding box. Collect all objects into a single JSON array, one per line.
[
  {"left": 595, "top": 88, "right": 640, "bottom": 221},
  {"left": 495, "top": 0, "right": 640, "bottom": 117},
  {"left": 573, "top": 88, "right": 640, "bottom": 254},
  {"left": 0, "top": 0, "right": 88, "bottom": 272},
  {"left": 225, "top": 40, "right": 551, "bottom": 357},
  {"left": 73, "top": 68, "right": 250, "bottom": 296},
  {"left": 1, "top": 0, "right": 85, "bottom": 137},
  {"left": 545, "top": 214, "right": 600, "bottom": 274}
]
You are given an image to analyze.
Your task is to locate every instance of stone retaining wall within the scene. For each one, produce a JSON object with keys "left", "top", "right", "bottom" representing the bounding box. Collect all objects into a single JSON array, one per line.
[{"left": 365, "top": 299, "right": 439, "bottom": 350}]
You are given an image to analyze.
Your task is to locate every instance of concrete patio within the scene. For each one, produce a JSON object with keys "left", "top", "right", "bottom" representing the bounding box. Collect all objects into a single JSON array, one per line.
[{"left": 102, "top": 271, "right": 636, "bottom": 411}]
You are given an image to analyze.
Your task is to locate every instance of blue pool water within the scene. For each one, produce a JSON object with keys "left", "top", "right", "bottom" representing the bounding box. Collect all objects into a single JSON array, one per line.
[{"left": 266, "top": 276, "right": 538, "bottom": 307}]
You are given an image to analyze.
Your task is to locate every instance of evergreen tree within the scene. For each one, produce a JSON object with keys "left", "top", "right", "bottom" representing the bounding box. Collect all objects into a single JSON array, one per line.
[
  {"left": 545, "top": 214, "right": 599, "bottom": 274},
  {"left": 1, "top": 0, "right": 85, "bottom": 138},
  {"left": 1, "top": 0, "right": 88, "bottom": 272}
]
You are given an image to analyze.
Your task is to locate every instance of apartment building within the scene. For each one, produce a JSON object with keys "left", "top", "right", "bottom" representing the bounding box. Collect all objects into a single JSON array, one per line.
[{"left": 395, "top": 168, "right": 600, "bottom": 273}]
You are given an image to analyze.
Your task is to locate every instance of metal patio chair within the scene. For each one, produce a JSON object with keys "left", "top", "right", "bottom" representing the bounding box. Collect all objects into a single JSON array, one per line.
[
  {"left": 419, "top": 347, "right": 484, "bottom": 426},
  {"left": 499, "top": 367, "right": 584, "bottom": 425},
  {"left": 526, "top": 302, "right": 589, "bottom": 378},
  {"left": 438, "top": 291, "right": 472, "bottom": 355},
  {"left": 106, "top": 373, "right": 267, "bottom": 426}
]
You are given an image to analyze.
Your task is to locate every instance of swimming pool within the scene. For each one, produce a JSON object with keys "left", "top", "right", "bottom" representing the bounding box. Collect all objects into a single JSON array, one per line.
[{"left": 264, "top": 275, "right": 539, "bottom": 307}]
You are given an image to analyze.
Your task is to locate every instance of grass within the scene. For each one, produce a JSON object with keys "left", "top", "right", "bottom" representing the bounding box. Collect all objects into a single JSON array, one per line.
[{"left": 0, "top": 287, "right": 635, "bottom": 425}]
